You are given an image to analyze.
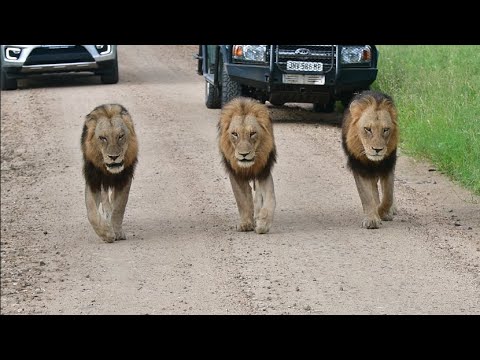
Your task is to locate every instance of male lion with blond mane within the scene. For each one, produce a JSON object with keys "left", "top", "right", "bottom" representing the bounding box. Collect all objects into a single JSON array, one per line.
[
  {"left": 218, "top": 97, "right": 277, "bottom": 234},
  {"left": 341, "top": 90, "right": 399, "bottom": 229},
  {"left": 81, "top": 104, "right": 138, "bottom": 242}
]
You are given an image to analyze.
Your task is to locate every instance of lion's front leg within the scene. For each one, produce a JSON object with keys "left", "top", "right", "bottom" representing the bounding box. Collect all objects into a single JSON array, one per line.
[
  {"left": 111, "top": 179, "right": 132, "bottom": 240},
  {"left": 229, "top": 173, "right": 254, "bottom": 231},
  {"left": 253, "top": 173, "right": 276, "bottom": 234},
  {"left": 378, "top": 171, "right": 395, "bottom": 221},
  {"left": 353, "top": 173, "right": 382, "bottom": 229},
  {"left": 85, "top": 184, "right": 115, "bottom": 242}
]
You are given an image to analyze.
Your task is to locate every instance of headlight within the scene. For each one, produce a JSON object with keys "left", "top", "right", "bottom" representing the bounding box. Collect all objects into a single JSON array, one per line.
[
  {"left": 341, "top": 46, "right": 372, "bottom": 64},
  {"left": 95, "top": 45, "right": 112, "bottom": 55},
  {"left": 232, "top": 45, "right": 267, "bottom": 62},
  {"left": 5, "top": 46, "right": 22, "bottom": 60}
]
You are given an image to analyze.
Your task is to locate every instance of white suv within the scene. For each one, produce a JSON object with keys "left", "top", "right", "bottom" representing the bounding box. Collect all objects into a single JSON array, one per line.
[{"left": 0, "top": 45, "right": 118, "bottom": 90}]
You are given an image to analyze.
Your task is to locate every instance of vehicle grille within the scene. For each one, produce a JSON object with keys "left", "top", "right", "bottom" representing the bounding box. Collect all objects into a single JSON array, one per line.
[
  {"left": 275, "top": 45, "right": 336, "bottom": 73},
  {"left": 24, "top": 46, "right": 94, "bottom": 65}
]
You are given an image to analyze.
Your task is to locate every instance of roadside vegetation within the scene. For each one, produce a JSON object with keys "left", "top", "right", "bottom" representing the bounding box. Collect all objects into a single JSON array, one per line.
[{"left": 372, "top": 45, "right": 480, "bottom": 196}]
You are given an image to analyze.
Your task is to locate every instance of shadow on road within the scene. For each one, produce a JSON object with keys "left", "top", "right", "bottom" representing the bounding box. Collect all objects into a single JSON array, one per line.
[
  {"left": 268, "top": 103, "right": 343, "bottom": 128},
  {"left": 16, "top": 73, "right": 103, "bottom": 90}
]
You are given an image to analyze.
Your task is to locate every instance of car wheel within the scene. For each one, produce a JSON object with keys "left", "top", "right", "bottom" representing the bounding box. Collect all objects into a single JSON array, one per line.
[
  {"left": 205, "top": 81, "right": 221, "bottom": 109},
  {"left": 1, "top": 70, "right": 17, "bottom": 90},
  {"left": 101, "top": 56, "right": 119, "bottom": 84},
  {"left": 313, "top": 100, "right": 335, "bottom": 113},
  {"left": 221, "top": 61, "right": 242, "bottom": 107}
]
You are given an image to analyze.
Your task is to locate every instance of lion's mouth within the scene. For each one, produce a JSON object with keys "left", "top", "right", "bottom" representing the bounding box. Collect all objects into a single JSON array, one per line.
[
  {"left": 105, "top": 161, "right": 125, "bottom": 173},
  {"left": 237, "top": 158, "right": 255, "bottom": 168},
  {"left": 106, "top": 161, "right": 124, "bottom": 169},
  {"left": 366, "top": 154, "right": 384, "bottom": 162}
]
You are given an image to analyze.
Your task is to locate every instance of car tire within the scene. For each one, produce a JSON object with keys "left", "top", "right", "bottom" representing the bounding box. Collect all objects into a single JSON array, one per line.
[
  {"left": 100, "top": 56, "right": 119, "bottom": 84},
  {"left": 1, "top": 70, "right": 17, "bottom": 90},
  {"left": 313, "top": 100, "right": 335, "bottom": 113},
  {"left": 221, "top": 61, "right": 242, "bottom": 107},
  {"left": 205, "top": 81, "right": 221, "bottom": 109}
]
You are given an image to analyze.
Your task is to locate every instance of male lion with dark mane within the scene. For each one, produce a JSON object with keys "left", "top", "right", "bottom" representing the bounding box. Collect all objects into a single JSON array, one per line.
[
  {"left": 341, "top": 90, "right": 399, "bottom": 229},
  {"left": 81, "top": 104, "right": 138, "bottom": 242},
  {"left": 218, "top": 97, "right": 277, "bottom": 234}
]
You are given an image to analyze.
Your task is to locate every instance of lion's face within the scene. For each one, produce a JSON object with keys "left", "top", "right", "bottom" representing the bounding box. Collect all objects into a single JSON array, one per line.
[
  {"left": 82, "top": 104, "right": 138, "bottom": 175},
  {"left": 356, "top": 107, "right": 394, "bottom": 162},
  {"left": 219, "top": 98, "right": 276, "bottom": 178},
  {"left": 344, "top": 93, "right": 398, "bottom": 164},
  {"left": 227, "top": 114, "right": 263, "bottom": 168},
  {"left": 95, "top": 117, "right": 130, "bottom": 173}
]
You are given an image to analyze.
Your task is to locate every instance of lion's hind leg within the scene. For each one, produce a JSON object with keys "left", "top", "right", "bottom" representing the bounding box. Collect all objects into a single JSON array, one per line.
[
  {"left": 253, "top": 173, "right": 276, "bottom": 234},
  {"left": 229, "top": 173, "right": 254, "bottom": 231}
]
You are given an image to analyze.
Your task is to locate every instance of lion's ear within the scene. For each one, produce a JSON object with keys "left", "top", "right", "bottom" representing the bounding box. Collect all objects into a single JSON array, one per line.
[
  {"left": 85, "top": 109, "right": 98, "bottom": 123},
  {"left": 386, "top": 103, "right": 398, "bottom": 125},
  {"left": 115, "top": 109, "right": 135, "bottom": 135},
  {"left": 219, "top": 115, "right": 231, "bottom": 134},
  {"left": 349, "top": 100, "right": 365, "bottom": 121},
  {"left": 85, "top": 118, "right": 97, "bottom": 134},
  {"left": 83, "top": 113, "right": 98, "bottom": 142}
]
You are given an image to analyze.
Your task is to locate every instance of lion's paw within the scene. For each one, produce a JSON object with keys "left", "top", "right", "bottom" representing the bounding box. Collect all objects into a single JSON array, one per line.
[
  {"left": 391, "top": 204, "right": 398, "bottom": 216},
  {"left": 362, "top": 217, "right": 382, "bottom": 229},
  {"left": 101, "top": 233, "right": 116, "bottom": 243},
  {"left": 379, "top": 206, "right": 395, "bottom": 221},
  {"left": 93, "top": 224, "right": 116, "bottom": 243},
  {"left": 255, "top": 220, "right": 271, "bottom": 234},
  {"left": 237, "top": 222, "right": 254, "bottom": 232},
  {"left": 380, "top": 212, "right": 394, "bottom": 221},
  {"left": 255, "top": 208, "right": 273, "bottom": 234},
  {"left": 115, "top": 230, "right": 126, "bottom": 240}
]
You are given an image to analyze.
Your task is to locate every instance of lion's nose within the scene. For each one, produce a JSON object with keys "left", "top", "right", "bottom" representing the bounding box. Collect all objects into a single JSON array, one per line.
[
  {"left": 372, "top": 147, "right": 383, "bottom": 154},
  {"left": 238, "top": 151, "right": 250, "bottom": 157},
  {"left": 108, "top": 155, "right": 119, "bottom": 161}
]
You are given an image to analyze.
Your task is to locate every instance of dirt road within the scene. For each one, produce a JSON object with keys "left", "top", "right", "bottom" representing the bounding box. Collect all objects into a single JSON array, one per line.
[{"left": 1, "top": 45, "right": 479, "bottom": 314}]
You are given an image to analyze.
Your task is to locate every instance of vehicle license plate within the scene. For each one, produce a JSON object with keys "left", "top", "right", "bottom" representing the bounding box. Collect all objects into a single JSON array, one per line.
[
  {"left": 286, "top": 61, "right": 323, "bottom": 72},
  {"left": 282, "top": 74, "right": 325, "bottom": 85}
]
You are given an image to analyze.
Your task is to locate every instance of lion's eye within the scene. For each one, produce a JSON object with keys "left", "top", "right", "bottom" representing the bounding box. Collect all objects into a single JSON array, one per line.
[
  {"left": 231, "top": 132, "right": 238, "bottom": 138},
  {"left": 364, "top": 127, "right": 372, "bottom": 133},
  {"left": 119, "top": 134, "right": 124, "bottom": 140},
  {"left": 99, "top": 136, "right": 107, "bottom": 142},
  {"left": 250, "top": 131, "right": 257, "bottom": 138},
  {"left": 383, "top": 128, "right": 390, "bottom": 133}
]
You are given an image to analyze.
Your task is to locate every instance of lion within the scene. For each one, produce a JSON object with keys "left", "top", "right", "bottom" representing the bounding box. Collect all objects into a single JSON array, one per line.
[
  {"left": 341, "top": 90, "right": 399, "bottom": 229},
  {"left": 81, "top": 104, "right": 138, "bottom": 242},
  {"left": 218, "top": 97, "right": 277, "bottom": 234}
]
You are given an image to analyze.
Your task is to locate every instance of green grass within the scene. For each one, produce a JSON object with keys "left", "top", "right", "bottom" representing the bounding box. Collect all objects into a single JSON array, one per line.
[{"left": 372, "top": 45, "right": 480, "bottom": 195}]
